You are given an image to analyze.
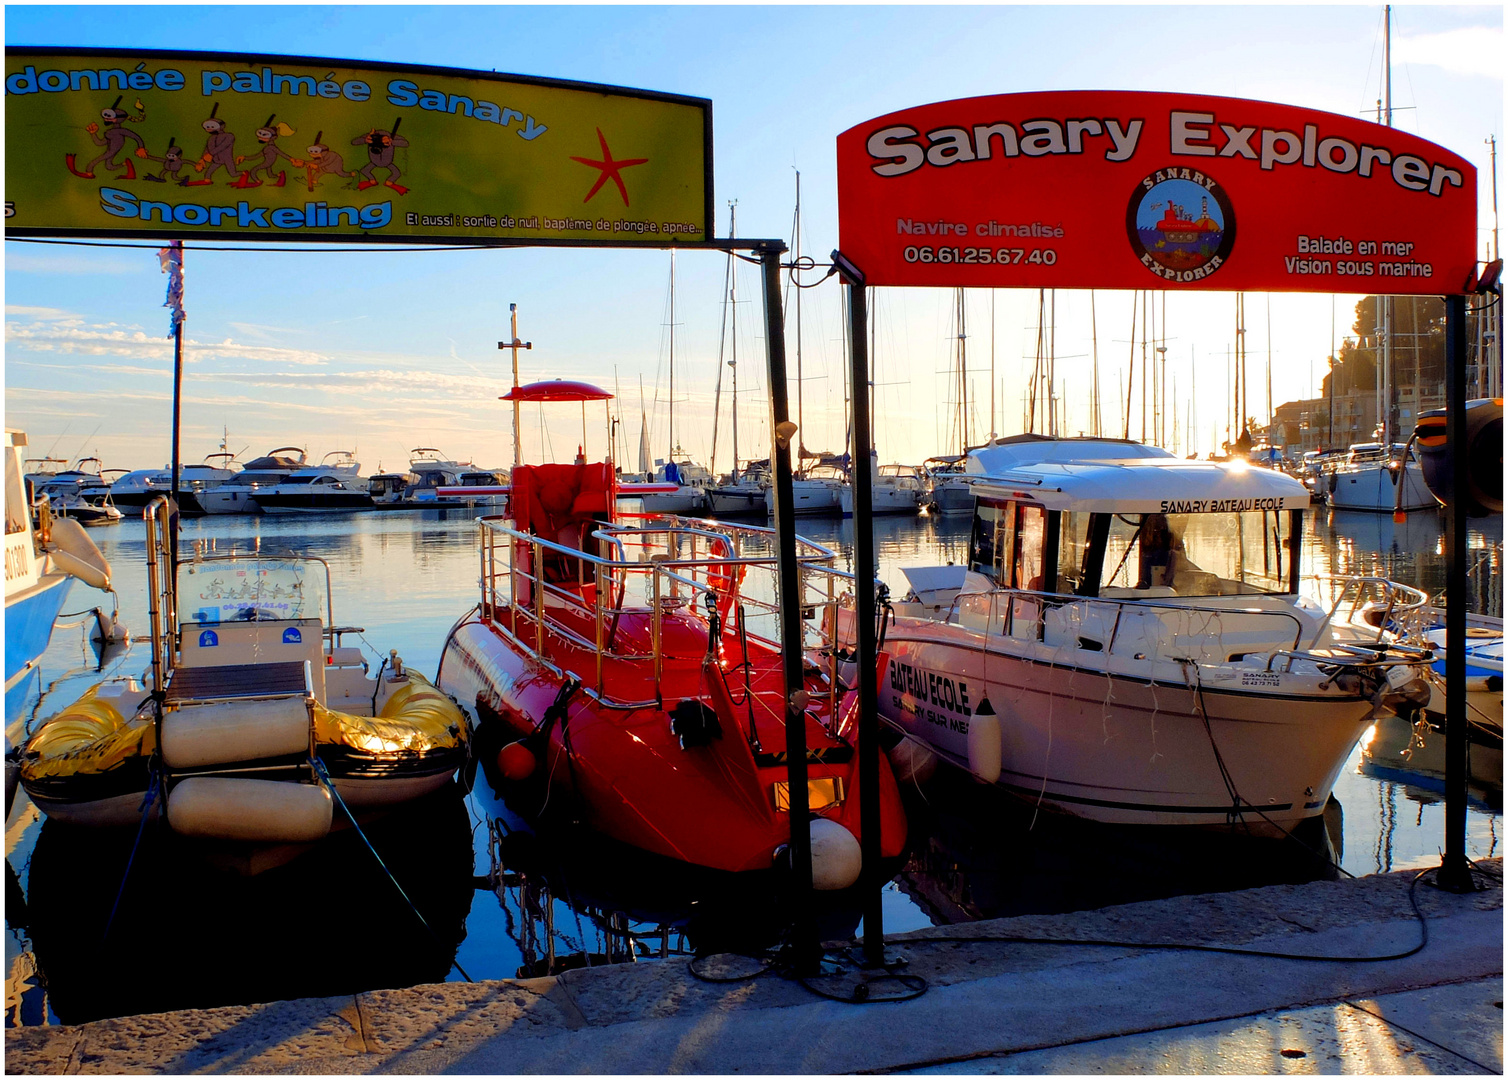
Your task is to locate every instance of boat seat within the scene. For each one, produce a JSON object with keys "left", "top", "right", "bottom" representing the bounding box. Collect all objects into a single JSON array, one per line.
[{"left": 511, "top": 462, "right": 615, "bottom": 598}]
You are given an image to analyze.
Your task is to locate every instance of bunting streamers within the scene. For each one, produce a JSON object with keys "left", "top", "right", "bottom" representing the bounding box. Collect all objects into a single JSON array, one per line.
[{"left": 157, "top": 242, "right": 184, "bottom": 336}]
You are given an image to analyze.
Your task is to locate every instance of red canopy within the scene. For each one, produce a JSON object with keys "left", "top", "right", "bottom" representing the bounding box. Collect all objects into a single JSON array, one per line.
[{"left": 501, "top": 380, "right": 612, "bottom": 403}]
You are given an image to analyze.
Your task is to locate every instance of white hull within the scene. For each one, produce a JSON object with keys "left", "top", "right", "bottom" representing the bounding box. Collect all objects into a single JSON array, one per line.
[
  {"left": 199, "top": 488, "right": 263, "bottom": 515},
  {"left": 640, "top": 487, "right": 707, "bottom": 514},
  {"left": 767, "top": 479, "right": 844, "bottom": 516},
  {"left": 929, "top": 479, "right": 974, "bottom": 515},
  {"left": 1325, "top": 461, "right": 1436, "bottom": 512},
  {"left": 840, "top": 485, "right": 922, "bottom": 515},
  {"left": 877, "top": 614, "right": 1377, "bottom": 831},
  {"left": 706, "top": 486, "right": 766, "bottom": 515}
]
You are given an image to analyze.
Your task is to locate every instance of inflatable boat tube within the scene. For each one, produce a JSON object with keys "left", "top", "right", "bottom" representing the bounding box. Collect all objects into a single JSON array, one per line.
[
  {"left": 46, "top": 517, "right": 111, "bottom": 591},
  {"left": 160, "top": 697, "right": 311, "bottom": 768},
  {"left": 167, "top": 776, "right": 332, "bottom": 842}
]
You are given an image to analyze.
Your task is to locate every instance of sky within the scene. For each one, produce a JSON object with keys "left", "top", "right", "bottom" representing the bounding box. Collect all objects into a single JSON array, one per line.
[{"left": 4, "top": 4, "right": 1503, "bottom": 475}]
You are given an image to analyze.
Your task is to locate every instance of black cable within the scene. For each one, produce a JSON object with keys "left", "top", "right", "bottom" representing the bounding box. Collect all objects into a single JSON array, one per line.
[{"left": 5, "top": 236, "right": 499, "bottom": 253}]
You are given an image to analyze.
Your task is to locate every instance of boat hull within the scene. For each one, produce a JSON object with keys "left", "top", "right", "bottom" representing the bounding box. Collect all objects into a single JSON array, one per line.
[
  {"left": 199, "top": 488, "right": 263, "bottom": 515},
  {"left": 1325, "top": 462, "right": 1436, "bottom": 512},
  {"left": 766, "top": 481, "right": 844, "bottom": 516},
  {"left": 840, "top": 486, "right": 921, "bottom": 516},
  {"left": 257, "top": 494, "right": 376, "bottom": 513},
  {"left": 929, "top": 481, "right": 974, "bottom": 515},
  {"left": 638, "top": 488, "right": 706, "bottom": 514},
  {"left": 5, "top": 573, "right": 73, "bottom": 723},
  {"left": 706, "top": 487, "right": 766, "bottom": 516},
  {"left": 878, "top": 617, "right": 1377, "bottom": 831},
  {"left": 439, "top": 616, "right": 906, "bottom": 874}
]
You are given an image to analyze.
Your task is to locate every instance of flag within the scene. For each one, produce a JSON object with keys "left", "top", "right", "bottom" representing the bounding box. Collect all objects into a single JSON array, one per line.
[{"left": 158, "top": 242, "right": 184, "bottom": 337}]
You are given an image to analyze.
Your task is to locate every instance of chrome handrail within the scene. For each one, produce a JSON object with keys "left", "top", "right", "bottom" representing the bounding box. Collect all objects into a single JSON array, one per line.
[{"left": 1309, "top": 575, "right": 1432, "bottom": 649}]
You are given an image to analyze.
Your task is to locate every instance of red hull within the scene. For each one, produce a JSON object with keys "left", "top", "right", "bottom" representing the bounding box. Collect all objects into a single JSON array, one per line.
[{"left": 440, "top": 608, "right": 907, "bottom": 874}]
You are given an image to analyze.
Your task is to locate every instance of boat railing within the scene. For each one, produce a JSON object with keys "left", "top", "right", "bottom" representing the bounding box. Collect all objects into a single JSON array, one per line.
[
  {"left": 1309, "top": 575, "right": 1432, "bottom": 649},
  {"left": 477, "top": 515, "right": 852, "bottom": 709},
  {"left": 143, "top": 497, "right": 177, "bottom": 693},
  {"left": 929, "top": 584, "right": 1309, "bottom": 661}
]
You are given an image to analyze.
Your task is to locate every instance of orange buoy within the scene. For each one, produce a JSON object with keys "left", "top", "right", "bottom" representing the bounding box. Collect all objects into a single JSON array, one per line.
[{"left": 496, "top": 740, "right": 537, "bottom": 781}]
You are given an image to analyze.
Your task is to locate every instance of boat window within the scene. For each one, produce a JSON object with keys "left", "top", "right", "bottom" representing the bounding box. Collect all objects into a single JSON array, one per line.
[
  {"left": 179, "top": 557, "right": 328, "bottom": 624},
  {"left": 6, "top": 448, "right": 27, "bottom": 535},
  {"left": 1015, "top": 505, "right": 1046, "bottom": 592},
  {"left": 1055, "top": 512, "right": 1093, "bottom": 595},
  {"left": 1100, "top": 511, "right": 1294, "bottom": 596},
  {"left": 968, "top": 500, "right": 1002, "bottom": 576}
]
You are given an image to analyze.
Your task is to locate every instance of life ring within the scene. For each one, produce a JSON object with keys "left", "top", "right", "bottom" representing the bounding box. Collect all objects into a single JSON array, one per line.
[{"left": 705, "top": 535, "right": 745, "bottom": 624}]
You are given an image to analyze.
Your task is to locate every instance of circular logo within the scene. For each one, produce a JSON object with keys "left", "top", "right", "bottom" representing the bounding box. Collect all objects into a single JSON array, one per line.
[{"left": 1126, "top": 169, "right": 1236, "bottom": 283}]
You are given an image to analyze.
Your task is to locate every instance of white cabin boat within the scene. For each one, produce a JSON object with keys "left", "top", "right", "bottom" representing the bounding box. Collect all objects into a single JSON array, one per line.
[
  {"left": 841, "top": 456, "right": 924, "bottom": 516},
  {"left": 854, "top": 436, "right": 1435, "bottom": 833},
  {"left": 1322, "top": 443, "right": 1435, "bottom": 513}
]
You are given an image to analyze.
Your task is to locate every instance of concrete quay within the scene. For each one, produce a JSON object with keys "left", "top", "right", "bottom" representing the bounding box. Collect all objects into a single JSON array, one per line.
[{"left": 7, "top": 861, "right": 1502, "bottom": 1075}]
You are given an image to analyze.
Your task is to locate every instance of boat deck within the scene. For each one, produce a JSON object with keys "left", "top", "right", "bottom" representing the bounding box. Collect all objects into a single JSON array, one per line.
[{"left": 166, "top": 661, "right": 308, "bottom": 703}]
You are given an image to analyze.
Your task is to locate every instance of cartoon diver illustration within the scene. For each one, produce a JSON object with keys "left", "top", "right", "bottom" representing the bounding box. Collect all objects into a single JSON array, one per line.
[
  {"left": 183, "top": 103, "right": 243, "bottom": 186},
  {"left": 352, "top": 118, "right": 410, "bottom": 194},
  {"left": 234, "top": 114, "right": 297, "bottom": 188},
  {"left": 290, "top": 131, "right": 355, "bottom": 192},
  {"left": 65, "top": 96, "right": 146, "bottom": 179},
  {"left": 136, "top": 137, "right": 187, "bottom": 183}
]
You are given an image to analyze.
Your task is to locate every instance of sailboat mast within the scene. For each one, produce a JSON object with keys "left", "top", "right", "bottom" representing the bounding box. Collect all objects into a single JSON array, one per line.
[
  {"left": 1381, "top": 4, "right": 1394, "bottom": 446},
  {"left": 793, "top": 168, "right": 804, "bottom": 462},
  {"left": 989, "top": 289, "right": 996, "bottom": 440},
  {"left": 710, "top": 201, "right": 735, "bottom": 477},
  {"left": 668, "top": 249, "right": 677, "bottom": 462},
  {"left": 730, "top": 203, "right": 740, "bottom": 480},
  {"left": 1090, "top": 290, "right": 1101, "bottom": 438}
]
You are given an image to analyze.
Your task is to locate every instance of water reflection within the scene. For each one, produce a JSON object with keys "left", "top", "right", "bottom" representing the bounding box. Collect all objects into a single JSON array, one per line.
[
  {"left": 15, "top": 784, "right": 474, "bottom": 1025},
  {"left": 895, "top": 763, "right": 1343, "bottom": 923}
]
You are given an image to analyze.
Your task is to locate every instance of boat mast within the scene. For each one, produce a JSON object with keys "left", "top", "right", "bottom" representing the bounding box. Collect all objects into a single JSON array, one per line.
[
  {"left": 1381, "top": 3, "right": 1394, "bottom": 446},
  {"left": 989, "top": 289, "right": 997, "bottom": 440},
  {"left": 710, "top": 201, "right": 736, "bottom": 478},
  {"left": 668, "top": 250, "right": 677, "bottom": 464},
  {"left": 730, "top": 203, "right": 740, "bottom": 481},
  {"left": 1090, "top": 290, "right": 1101, "bottom": 438},
  {"left": 793, "top": 168, "right": 804, "bottom": 464}
]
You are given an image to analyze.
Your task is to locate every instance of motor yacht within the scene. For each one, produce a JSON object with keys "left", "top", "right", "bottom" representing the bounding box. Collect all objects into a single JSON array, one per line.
[
  {"left": 437, "top": 380, "right": 906, "bottom": 883},
  {"left": 109, "top": 452, "right": 241, "bottom": 516},
  {"left": 199, "top": 447, "right": 306, "bottom": 515},
  {"left": 924, "top": 455, "right": 974, "bottom": 515},
  {"left": 840, "top": 455, "right": 924, "bottom": 516},
  {"left": 253, "top": 453, "right": 373, "bottom": 514},
  {"left": 847, "top": 435, "right": 1435, "bottom": 834}
]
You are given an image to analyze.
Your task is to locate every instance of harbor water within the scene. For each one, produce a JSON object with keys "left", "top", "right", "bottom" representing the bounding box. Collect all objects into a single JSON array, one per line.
[{"left": 5, "top": 505, "right": 1501, "bottom": 1027}]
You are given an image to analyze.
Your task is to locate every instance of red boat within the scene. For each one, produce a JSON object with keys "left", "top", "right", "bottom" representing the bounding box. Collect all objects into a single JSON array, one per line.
[
  {"left": 1154, "top": 197, "right": 1219, "bottom": 244},
  {"left": 438, "top": 379, "right": 906, "bottom": 886}
]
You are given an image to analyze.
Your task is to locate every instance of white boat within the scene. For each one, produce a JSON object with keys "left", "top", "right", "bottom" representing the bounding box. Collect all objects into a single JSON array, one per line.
[
  {"left": 924, "top": 455, "right": 975, "bottom": 514},
  {"left": 110, "top": 452, "right": 241, "bottom": 515},
  {"left": 768, "top": 462, "right": 847, "bottom": 516},
  {"left": 852, "top": 435, "right": 1435, "bottom": 833},
  {"left": 198, "top": 446, "right": 306, "bottom": 515},
  {"left": 840, "top": 456, "right": 924, "bottom": 516},
  {"left": 5, "top": 431, "right": 116, "bottom": 724},
  {"left": 639, "top": 456, "right": 711, "bottom": 514},
  {"left": 254, "top": 453, "right": 373, "bottom": 514},
  {"left": 707, "top": 464, "right": 770, "bottom": 516},
  {"left": 1323, "top": 443, "right": 1435, "bottom": 513}
]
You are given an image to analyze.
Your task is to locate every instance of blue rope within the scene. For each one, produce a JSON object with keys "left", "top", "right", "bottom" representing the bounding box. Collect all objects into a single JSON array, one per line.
[
  {"left": 311, "top": 758, "right": 473, "bottom": 982},
  {"left": 102, "top": 769, "right": 159, "bottom": 943}
]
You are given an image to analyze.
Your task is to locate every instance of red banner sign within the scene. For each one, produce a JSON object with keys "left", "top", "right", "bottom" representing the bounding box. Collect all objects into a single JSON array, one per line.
[{"left": 836, "top": 91, "right": 1476, "bottom": 294}]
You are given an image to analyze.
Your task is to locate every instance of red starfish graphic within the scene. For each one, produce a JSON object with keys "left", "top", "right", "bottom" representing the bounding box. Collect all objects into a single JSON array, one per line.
[{"left": 570, "top": 128, "right": 649, "bottom": 206}]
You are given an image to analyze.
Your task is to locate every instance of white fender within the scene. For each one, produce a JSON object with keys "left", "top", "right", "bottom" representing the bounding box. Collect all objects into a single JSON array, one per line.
[
  {"left": 966, "top": 699, "right": 1002, "bottom": 783},
  {"left": 808, "top": 817, "right": 862, "bottom": 891},
  {"left": 46, "top": 517, "right": 111, "bottom": 591},
  {"left": 167, "top": 777, "right": 331, "bottom": 842}
]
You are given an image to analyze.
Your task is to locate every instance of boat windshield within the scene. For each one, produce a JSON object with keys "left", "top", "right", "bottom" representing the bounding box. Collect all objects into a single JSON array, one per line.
[
  {"left": 1092, "top": 510, "right": 1293, "bottom": 597},
  {"left": 179, "top": 556, "right": 329, "bottom": 625}
]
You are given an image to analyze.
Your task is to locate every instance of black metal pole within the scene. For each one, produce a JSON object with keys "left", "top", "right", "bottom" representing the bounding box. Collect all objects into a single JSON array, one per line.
[
  {"left": 759, "top": 241, "right": 817, "bottom": 970},
  {"left": 1437, "top": 291, "right": 1472, "bottom": 891},
  {"left": 168, "top": 240, "right": 184, "bottom": 584},
  {"left": 844, "top": 276, "right": 886, "bottom": 967}
]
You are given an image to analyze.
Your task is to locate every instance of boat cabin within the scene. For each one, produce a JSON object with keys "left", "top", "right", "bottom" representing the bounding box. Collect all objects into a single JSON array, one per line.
[{"left": 960, "top": 440, "right": 1311, "bottom": 603}]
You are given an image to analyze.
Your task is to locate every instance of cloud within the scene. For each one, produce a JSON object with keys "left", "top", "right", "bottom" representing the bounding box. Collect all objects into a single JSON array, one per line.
[
  {"left": 4, "top": 254, "right": 146, "bottom": 275},
  {"left": 5, "top": 316, "right": 330, "bottom": 366},
  {"left": 4, "top": 305, "right": 74, "bottom": 320},
  {"left": 1395, "top": 26, "right": 1504, "bottom": 79}
]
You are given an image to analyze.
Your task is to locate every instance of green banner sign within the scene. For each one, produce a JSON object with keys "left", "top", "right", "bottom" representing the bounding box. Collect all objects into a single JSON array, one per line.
[{"left": 5, "top": 49, "right": 712, "bottom": 245}]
